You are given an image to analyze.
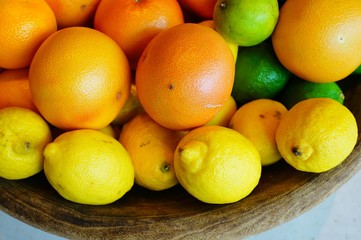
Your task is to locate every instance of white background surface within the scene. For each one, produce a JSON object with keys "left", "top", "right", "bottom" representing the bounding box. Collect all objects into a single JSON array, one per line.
[{"left": 1, "top": 169, "right": 361, "bottom": 240}]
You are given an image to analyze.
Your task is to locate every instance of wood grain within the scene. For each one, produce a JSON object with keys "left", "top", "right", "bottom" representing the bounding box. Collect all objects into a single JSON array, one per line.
[{"left": 1, "top": 77, "right": 361, "bottom": 239}]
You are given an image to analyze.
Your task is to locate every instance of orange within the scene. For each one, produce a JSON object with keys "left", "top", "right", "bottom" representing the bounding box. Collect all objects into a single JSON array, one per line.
[
  {"left": 198, "top": 20, "right": 239, "bottom": 61},
  {"left": 198, "top": 19, "right": 215, "bottom": 28},
  {"left": 0, "top": 0, "right": 57, "bottom": 69},
  {"left": 29, "top": 27, "right": 131, "bottom": 130},
  {"left": 119, "top": 113, "right": 182, "bottom": 191},
  {"left": 272, "top": 0, "right": 361, "bottom": 83},
  {"left": 94, "top": 0, "right": 184, "bottom": 70},
  {"left": 229, "top": 99, "right": 288, "bottom": 166},
  {"left": 136, "top": 23, "right": 235, "bottom": 130},
  {"left": 0, "top": 69, "right": 37, "bottom": 112},
  {"left": 179, "top": 0, "right": 218, "bottom": 19},
  {"left": 45, "top": 0, "right": 101, "bottom": 29}
]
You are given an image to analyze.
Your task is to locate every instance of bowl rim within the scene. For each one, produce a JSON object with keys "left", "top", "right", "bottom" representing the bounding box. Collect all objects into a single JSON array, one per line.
[{"left": 1, "top": 80, "right": 361, "bottom": 239}]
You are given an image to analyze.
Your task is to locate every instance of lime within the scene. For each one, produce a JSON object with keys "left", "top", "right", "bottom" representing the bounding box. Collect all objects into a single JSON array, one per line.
[
  {"left": 278, "top": 77, "right": 345, "bottom": 109},
  {"left": 231, "top": 42, "right": 291, "bottom": 106},
  {"left": 352, "top": 64, "right": 361, "bottom": 75},
  {"left": 213, "top": 0, "right": 279, "bottom": 46}
]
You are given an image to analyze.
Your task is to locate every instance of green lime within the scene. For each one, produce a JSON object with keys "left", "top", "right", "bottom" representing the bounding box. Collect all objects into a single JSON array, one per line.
[
  {"left": 213, "top": 0, "right": 279, "bottom": 46},
  {"left": 231, "top": 42, "right": 291, "bottom": 106},
  {"left": 352, "top": 64, "right": 361, "bottom": 75},
  {"left": 278, "top": 77, "right": 345, "bottom": 109}
]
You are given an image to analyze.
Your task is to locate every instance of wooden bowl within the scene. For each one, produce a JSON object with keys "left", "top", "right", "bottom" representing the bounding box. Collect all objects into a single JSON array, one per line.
[{"left": 1, "top": 76, "right": 361, "bottom": 239}]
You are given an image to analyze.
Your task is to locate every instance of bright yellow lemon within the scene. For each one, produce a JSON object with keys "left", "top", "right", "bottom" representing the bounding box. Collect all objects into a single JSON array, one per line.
[{"left": 174, "top": 125, "right": 261, "bottom": 204}]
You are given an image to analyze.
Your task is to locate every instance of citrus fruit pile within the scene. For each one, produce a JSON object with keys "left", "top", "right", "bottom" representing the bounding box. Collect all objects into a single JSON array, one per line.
[{"left": 0, "top": 0, "right": 360, "bottom": 205}]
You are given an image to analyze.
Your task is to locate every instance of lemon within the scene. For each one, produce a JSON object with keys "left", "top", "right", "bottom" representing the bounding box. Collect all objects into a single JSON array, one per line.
[
  {"left": 0, "top": 107, "right": 52, "bottom": 180},
  {"left": 214, "top": 0, "right": 279, "bottom": 46},
  {"left": 98, "top": 124, "right": 117, "bottom": 138},
  {"left": 227, "top": 42, "right": 239, "bottom": 63},
  {"left": 43, "top": 129, "right": 134, "bottom": 205},
  {"left": 276, "top": 98, "right": 358, "bottom": 173},
  {"left": 229, "top": 99, "right": 288, "bottom": 166},
  {"left": 174, "top": 125, "right": 261, "bottom": 204},
  {"left": 119, "top": 113, "right": 182, "bottom": 191},
  {"left": 204, "top": 95, "right": 237, "bottom": 127}
]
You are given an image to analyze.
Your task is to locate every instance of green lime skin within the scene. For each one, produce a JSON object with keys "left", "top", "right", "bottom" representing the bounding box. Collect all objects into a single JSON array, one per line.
[
  {"left": 213, "top": 0, "right": 279, "bottom": 47},
  {"left": 231, "top": 42, "right": 291, "bottom": 106},
  {"left": 278, "top": 77, "right": 345, "bottom": 109},
  {"left": 352, "top": 64, "right": 361, "bottom": 75}
]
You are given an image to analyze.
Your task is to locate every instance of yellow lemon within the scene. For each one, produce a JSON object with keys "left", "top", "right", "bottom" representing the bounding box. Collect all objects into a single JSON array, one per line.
[
  {"left": 174, "top": 125, "right": 261, "bottom": 204},
  {"left": 119, "top": 113, "right": 182, "bottom": 191},
  {"left": 227, "top": 42, "right": 239, "bottom": 63},
  {"left": 98, "top": 124, "right": 116, "bottom": 138},
  {"left": 276, "top": 98, "right": 358, "bottom": 173},
  {"left": 204, "top": 95, "right": 237, "bottom": 127},
  {"left": 0, "top": 107, "right": 52, "bottom": 180},
  {"left": 43, "top": 129, "right": 134, "bottom": 205},
  {"left": 229, "top": 99, "right": 288, "bottom": 166}
]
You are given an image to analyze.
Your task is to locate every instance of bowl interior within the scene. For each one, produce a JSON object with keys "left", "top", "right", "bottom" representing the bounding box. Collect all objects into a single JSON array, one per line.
[{"left": 1, "top": 76, "right": 361, "bottom": 239}]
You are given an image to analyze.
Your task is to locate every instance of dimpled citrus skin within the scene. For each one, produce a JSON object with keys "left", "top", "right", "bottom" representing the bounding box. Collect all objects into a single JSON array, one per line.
[
  {"left": 94, "top": 0, "right": 184, "bottom": 70},
  {"left": 0, "top": 107, "right": 52, "bottom": 180},
  {"left": 231, "top": 41, "right": 291, "bottom": 106},
  {"left": 229, "top": 99, "right": 288, "bottom": 166},
  {"left": 278, "top": 77, "right": 345, "bottom": 109},
  {"left": 174, "top": 125, "right": 261, "bottom": 204},
  {"left": 43, "top": 129, "right": 134, "bottom": 205},
  {"left": 29, "top": 27, "right": 131, "bottom": 130},
  {"left": 198, "top": 20, "right": 239, "bottom": 62},
  {"left": 136, "top": 23, "right": 235, "bottom": 130},
  {"left": 0, "top": 0, "right": 57, "bottom": 69},
  {"left": 213, "top": 0, "right": 279, "bottom": 47},
  {"left": 119, "top": 113, "right": 183, "bottom": 191},
  {"left": 276, "top": 98, "right": 358, "bottom": 173},
  {"left": 0, "top": 69, "right": 38, "bottom": 112},
  {"left": 272, "top": 0, "right": 361, "bottom": 83},
  {"left": 45, "top": 0, "right": 101, "bottom": 29}
]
